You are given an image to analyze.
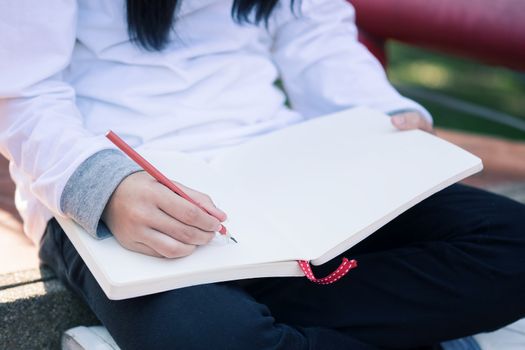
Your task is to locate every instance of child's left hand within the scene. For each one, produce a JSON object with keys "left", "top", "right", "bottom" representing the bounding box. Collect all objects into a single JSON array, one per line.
[{"left": 391, "top": 112, "right": 435, "bottom": 134}]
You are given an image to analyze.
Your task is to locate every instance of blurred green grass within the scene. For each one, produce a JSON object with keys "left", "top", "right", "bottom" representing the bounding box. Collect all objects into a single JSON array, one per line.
[{"left": 387, "top": 43, "right": 525, "bottom": 141}]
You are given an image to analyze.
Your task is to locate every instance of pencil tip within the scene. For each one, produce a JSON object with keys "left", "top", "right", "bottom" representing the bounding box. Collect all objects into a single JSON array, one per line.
[{"left": 230, "top": 236, "right": 238, "bottom": 243}]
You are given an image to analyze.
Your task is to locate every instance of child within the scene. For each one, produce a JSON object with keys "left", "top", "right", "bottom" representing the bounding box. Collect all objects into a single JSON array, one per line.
[{"left": 1, "top": 0, "right": 524, "bottom": 349}]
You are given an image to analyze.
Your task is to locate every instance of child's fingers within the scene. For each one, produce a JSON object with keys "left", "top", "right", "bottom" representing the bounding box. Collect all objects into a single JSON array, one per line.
[
  {"left": 148, "top": 209, "right": 215, "bottom": 246},
  {"left": 177, "top": 183, "right": 228, "bottom": 221},
  {"left": 193, "top": 193, "right": 228, "bottom": 222},
  {"left": 137, "top": 228, "right": 197, "bottom": 259},
  {"left": 156, "top": 180, "right": 226, "bottom": 227},
  {"left": 155, "top": 183, "right": 222, "bottom": 232},
  {"left": 129, "top": 241, "right": 164, "bottom": 258},
  {"left": 391, "top": 113, "right": 434, "bottom": 133},
  {"left": 114, "top": 231, "right": 163, "bottom": 258}
]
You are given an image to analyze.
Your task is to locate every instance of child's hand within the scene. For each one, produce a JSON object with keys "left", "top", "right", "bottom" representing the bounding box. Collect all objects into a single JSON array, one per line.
[
  {"left": 391, "top": 112, "right": 435, "bottom": 134},
  {"left": 101, "top": 171, "right": 227, "bottom": 258}
]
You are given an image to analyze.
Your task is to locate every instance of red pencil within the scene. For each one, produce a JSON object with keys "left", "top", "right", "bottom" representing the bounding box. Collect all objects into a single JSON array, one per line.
[{"left": 105, "top": 130, "right": 236, "bottom": 243}]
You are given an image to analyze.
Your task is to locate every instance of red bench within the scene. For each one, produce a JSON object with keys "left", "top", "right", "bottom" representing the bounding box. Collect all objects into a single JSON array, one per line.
[{"left": 349, "top": 0, "right": 525, "bottom": 71}]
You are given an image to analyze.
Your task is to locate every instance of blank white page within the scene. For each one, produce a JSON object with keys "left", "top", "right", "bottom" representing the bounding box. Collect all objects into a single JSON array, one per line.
[{"left": 211, "top": 107, "right": 482, "bottom": 263}]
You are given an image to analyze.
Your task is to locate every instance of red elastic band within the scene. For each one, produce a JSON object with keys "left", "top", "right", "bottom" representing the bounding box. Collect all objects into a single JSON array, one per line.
[{"left": 297, "top": 258, "right": 357, "bottom": 285}]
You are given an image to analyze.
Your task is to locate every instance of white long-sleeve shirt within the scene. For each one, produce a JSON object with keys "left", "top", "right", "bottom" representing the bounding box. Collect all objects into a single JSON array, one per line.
[{"left": 0, "top": 0, "right": 429, "bottom": 244}]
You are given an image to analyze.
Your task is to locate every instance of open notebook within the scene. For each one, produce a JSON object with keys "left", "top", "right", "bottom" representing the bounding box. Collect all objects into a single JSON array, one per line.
[{"left": 56, "top": 107, "right": 482, "bottom": 300}]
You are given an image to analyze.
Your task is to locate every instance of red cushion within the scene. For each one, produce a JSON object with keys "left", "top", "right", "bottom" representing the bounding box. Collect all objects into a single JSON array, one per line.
[{"left": 349, "top": 0, "right": 525, "bottom": 71}]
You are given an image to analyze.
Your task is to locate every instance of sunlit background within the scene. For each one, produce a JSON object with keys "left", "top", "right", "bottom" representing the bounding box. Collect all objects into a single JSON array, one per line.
[{"left": 388, "top": 43, "right": 525, "bottom": 141}]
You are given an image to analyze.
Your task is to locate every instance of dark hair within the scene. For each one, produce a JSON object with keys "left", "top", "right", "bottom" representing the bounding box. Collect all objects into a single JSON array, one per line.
[{"left": 126, "top": 0, "right": 292, "bottom": 51}]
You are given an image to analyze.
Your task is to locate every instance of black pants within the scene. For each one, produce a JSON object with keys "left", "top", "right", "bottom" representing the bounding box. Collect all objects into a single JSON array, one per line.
[{"left": 39, "top": 184, "right": 525, "bottom": 350}]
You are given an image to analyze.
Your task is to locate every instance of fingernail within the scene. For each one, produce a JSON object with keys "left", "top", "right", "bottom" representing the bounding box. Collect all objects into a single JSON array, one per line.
[{"left": 393, "top": 116, "right": 405, "bottom": 125}]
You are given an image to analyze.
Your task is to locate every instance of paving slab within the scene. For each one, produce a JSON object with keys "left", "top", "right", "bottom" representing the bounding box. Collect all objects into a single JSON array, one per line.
[{"left": 0, "top": 276, "right": 99, "bottom": 350}]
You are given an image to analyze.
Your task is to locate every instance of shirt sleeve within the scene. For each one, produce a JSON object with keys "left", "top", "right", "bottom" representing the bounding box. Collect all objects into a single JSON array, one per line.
[
  {"left": 0, "top": 1, "right": 128, "bottom": 234},
  {"left": 61, "top": 150, "right": 142, "bottom": 238},
  {"left": 269, "top": 0, "right": 432, "bottom": 121}
]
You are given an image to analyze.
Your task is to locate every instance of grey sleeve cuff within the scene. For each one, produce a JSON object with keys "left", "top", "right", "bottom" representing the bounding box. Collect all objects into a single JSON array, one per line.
[
  {"left": 387, "top": 108, "right": 421, "bottom": 116},
  {"left": 60, "top": 149, "right": 142, "bottom": 239}
]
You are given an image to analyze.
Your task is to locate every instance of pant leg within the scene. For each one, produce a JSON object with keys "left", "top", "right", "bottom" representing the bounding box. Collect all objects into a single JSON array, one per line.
[
  {"left": 39, "top": 219, "right": 378, "bottom": 350},
  {"left": 241, "top": 185, "right": 525, "bottom": 348}
]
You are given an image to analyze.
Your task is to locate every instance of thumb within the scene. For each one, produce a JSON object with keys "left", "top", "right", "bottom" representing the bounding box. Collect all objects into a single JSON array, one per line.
[
  {"left": 200, "top": 200, "right": 228, "bottom": 222},
  {"left": 179, "top": 184, "right": 228, "bottom": 222}
]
